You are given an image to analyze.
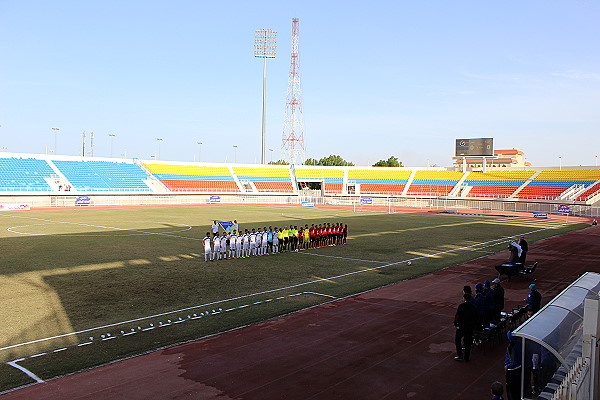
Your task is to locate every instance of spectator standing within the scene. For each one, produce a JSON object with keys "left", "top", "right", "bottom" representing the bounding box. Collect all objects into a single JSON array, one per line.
[
  {"left": 463, "top": 285, "right": 473, "bottom": 302},
  {"left": 518, "top": 236, "right": 529, "bottom": 264},
  {"left": 454, "top": 293, "right": 478, "bottom": 362},
  {"left": 492, "top": 278, "right": 505, "bottom": 322},
  {"left": 505, "top": 331, "right": 522, "bottom": 400},
  {"left": 474, "top": 283, "right": 485, "bottom": 329},
  {"left": 526, "top": 284, "right": 542, "bottom": 316},
  {"left": 483, "top": 280, "right": 495, "bottom": 327}
]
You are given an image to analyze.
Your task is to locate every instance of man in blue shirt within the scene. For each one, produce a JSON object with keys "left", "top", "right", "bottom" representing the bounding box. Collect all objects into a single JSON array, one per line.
[{"left": 526, "top": 284, "right": 542, "bottom": 317}]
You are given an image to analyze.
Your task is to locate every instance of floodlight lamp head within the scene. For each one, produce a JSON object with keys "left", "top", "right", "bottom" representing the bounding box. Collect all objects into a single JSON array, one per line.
[{"left": 254, "top": 29, "right": 277, "bottom": 58}]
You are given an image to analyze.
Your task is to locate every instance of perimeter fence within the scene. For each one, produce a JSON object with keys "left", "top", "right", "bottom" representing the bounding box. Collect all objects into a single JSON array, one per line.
[{"left": 0, "top": 193, "right": 598, "bottom": 218}]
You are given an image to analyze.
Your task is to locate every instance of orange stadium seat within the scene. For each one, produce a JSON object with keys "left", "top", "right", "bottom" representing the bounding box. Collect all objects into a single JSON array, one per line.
[
  {"left": 162, "top": 179, "right": 239, "bottom": 192},
  {"left": 254, "top": 181, "right": 294, "bottom": 192}
]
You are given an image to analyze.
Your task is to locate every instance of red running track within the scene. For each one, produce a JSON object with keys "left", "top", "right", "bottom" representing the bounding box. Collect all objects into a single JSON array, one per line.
[{"left": 4, "top": 225, "right": 600, "bottom": 400}]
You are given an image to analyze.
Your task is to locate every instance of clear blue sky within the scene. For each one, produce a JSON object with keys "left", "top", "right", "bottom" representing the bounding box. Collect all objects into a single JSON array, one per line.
[{"left": 1, "top": 0, "right": 599, "bottom": 167}]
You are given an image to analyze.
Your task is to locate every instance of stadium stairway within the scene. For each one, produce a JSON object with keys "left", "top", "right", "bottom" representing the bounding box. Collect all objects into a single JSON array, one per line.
[
  {"left": 510, "top": 171, "right": 540, "bottom": 198},
  {"left": 228, "top": 166, "right": 247, "bottom": 193},
  {"left": 401, "top": 170, "right": 417, "bottom": 195}
]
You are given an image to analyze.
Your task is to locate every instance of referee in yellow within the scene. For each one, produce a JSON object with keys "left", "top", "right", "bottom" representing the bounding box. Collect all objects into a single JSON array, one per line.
[{"left": 281, "top": 226, "right": 289, "bottom": 252}]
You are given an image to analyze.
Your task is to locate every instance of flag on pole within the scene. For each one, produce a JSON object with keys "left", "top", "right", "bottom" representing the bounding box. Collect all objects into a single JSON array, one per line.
[{"left": 219, "top": 221, "right": 236, "bottom": 232}]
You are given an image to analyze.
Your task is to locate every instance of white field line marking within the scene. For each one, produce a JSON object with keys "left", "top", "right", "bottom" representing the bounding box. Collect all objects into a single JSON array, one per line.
[
  {"left": 7, "top": 361, "right": 45, "bottom": 383},
  {"left": 299, "top": 252, "right": 385, "bottom": 263},
  {"left": 6, "top": 222, "right": 193, "bottom": 237},
  {"left": 0, "top": 223, "right": 566, "bottom": 354},
  {"left": 303, "top": 291, "right": 337, "bottom": 299},
  {"left": 1, "top": 214, "right": 198, "bottom": 241}
]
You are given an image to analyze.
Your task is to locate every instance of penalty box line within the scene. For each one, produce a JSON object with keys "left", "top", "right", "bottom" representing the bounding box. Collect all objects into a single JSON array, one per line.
[
  {"left": 0, "top": 213, "right": 199, "bottom": 241},
  {"left": 6, "top": 361, "right": 44, "bottom": 384},
  {"left": 0, "top": 222, "right": 564, "bottom": 355}
]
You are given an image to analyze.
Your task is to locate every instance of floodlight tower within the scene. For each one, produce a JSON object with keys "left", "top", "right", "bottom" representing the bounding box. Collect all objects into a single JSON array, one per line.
[
  {"left": 282, "top": 18, "right": 305, "bottom": 165},
  {"left": 254, "top": 28, "right": 277, "bottom": 164}
]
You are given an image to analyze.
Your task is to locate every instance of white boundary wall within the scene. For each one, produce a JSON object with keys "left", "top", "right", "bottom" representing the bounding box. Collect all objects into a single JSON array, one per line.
[{"left": 0, "top": 193, "right": 598, "bottom": 218}]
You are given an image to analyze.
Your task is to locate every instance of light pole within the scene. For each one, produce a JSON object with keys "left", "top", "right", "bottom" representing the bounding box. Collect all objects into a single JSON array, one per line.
[
  {"left": 269, "top": 148, "right": 274, "bottom": 163},
  {"left": 108, "top": 134, "right": 116, "bottom": 158},
  {"left": 197, "top": 141, "right": 203, "bottom": 163},
  {"left": 157, "top": 138, "right": 163, "bottom": 160},
  {"left": 559, "top": 156, "right": 562, "bottom": 170},
  {"left": 254, "top": 28, "right": 277, "bottom": 165},
  {"left": 595, "top": 155, "right": 598, "bottom": 167},
  {"left": 233, "top": 145, "right": 238, "bottom": 163},
  {"left": 52, "top": 127, "right": 60, "bottom": 154}
]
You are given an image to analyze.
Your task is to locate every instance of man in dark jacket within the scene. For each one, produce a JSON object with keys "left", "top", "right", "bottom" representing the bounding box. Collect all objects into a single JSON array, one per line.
[
  {"left": 526, "top": 284, "right": 542, "bottom": 317},
  {"left": 483, "top": 280, "right": 495, "bottom": 327},
  {"left": 492, "top": 278, "right": 505, "bottom": 322},
  {"left": 518, "top": 236, "right": 529, "bottom": 264},
  {"left": 474, "top": 283, "right": 485, "bottom": 329},
  {"left": 505, "top": 331, "right": 522, "bottom": 400},
  {"left": 454, "top": 293, "right": 479, "bottom": 362}
]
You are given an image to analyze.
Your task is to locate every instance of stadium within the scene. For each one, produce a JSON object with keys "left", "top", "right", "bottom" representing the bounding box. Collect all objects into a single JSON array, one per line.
[
  {"left": 0, "top": 151, "right": 599, "bottom": 400},
  {"left": 2, "top": 3, "right": 600, "bottom": 400}
]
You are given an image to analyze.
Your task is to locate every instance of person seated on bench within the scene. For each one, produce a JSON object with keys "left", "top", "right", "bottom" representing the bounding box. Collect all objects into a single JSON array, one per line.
[{"left": 495, "top": 242, "right": 523, "bottom": 279}]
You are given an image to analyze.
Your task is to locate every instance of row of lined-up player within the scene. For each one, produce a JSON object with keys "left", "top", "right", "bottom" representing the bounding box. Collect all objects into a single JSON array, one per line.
[{"left": 202, "top": 223, "right": 349, "bottom": 261}]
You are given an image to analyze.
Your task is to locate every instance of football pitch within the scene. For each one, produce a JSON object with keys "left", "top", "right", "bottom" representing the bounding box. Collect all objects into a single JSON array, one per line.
[{"left": 0, "top": 205, "right": 587, "bottom": 391}]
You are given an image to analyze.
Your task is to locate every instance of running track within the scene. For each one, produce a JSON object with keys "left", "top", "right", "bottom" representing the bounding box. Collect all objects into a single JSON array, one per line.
[{"left": 4, "top": 224, "right": 600, "bottom": 399}]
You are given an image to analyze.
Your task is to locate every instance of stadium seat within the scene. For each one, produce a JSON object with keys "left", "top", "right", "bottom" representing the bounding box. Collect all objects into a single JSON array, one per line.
[
  {"left": 406, "top": 171, "right": 463, "bottom": 196},
  {"left": 53, "top": 160, "right": 151, "bottom": 191},
  {"left": 0, "top": 157, "right": 54, "bottom": 191},
  {"left": 233, "top": 167, "right": 294, "bottom": 193},
  {"left": 144, "top": 163, "right": 240, "bottom": 192},
  {"left": 348, "top": 168, "right": 410, "bottom": 194}
]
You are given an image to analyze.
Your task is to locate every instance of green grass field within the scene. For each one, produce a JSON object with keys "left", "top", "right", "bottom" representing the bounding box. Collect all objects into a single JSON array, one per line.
[{"left": 0, "top": 205, "right": 587, "bottom": 391}]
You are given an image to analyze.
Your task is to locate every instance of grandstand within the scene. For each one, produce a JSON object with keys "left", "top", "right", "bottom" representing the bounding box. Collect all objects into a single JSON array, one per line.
[
  {"left": 53, "top": 160, "right": 151, "bottom": 192},
  {"left": 143, "top": 163, "right": 239, "bottom": 192},
  {"left": 515, "top": 169, "right": 600, "bottom": 200},
  {"left": 0, "top": 153, "right": 599, "bottom": 214},
  {"left": 0, "top": 157, "right": 55, "bottom": 191},
  {"left": 347, "top": 168, "right": 411, "bottom": 195},
  {"left": 405, "top": 170, "right": 464, "bottom": 196},
  {"left": 232, "top": 166, "right": 294, "bottom": 193},
  {"left": 462, "top": 170, "right": 534, "bottom": 198}
]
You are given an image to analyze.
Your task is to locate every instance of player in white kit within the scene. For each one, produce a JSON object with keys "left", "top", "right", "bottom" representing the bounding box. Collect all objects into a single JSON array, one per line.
[
  {"left": 261, "top": 226, "right": 268, "bottom": 256},
  {"left": 220, "top": 232, "right": 228, "bottom": 259},
  {"left": 228, "top": 231, "right": 237, "bottom": 259},
  {"left": 256, "top": 229, "right": 263, "bottom": 256},
  {"left": 202, "top": 232, "right": 212, "bottom": 262},
  {"left": 242, "top": 230, "right": 250, "bottom": 258},
  {"left": 235, "top": 231, "right": 243, "bottom": 258},
  {"left": 249, "top": 229, "right": 257, "bottom": 256},
  {"left": 212, "top": 233, "right": 221, "bottom": 261},
  {"left": 272, "top": 227, "right": 279, "bottom": 254}
]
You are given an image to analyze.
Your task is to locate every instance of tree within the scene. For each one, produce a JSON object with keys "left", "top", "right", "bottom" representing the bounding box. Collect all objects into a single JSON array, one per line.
[
  {"left": 303, "top": 158, "right": 319, "bottom": 165},
  {"left": 317, "top": 154, "right": 354, "bottom": 166},
  {"left": 372, "top": 156, "right": 403, "bottom": 167},
  {"left": 268, "top": 160, "right": 289, "bottom": 165}
]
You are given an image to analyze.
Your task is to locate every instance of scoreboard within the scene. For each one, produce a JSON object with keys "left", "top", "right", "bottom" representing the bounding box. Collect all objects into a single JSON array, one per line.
[{"left": 455, "top": 138, "right": 494, "bottom": 157}]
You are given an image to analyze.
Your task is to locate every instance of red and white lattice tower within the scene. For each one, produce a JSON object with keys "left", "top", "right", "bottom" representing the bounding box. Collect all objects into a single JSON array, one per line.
[{"left": 282, "top": 18, "right": 305, "bottom": 165}]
